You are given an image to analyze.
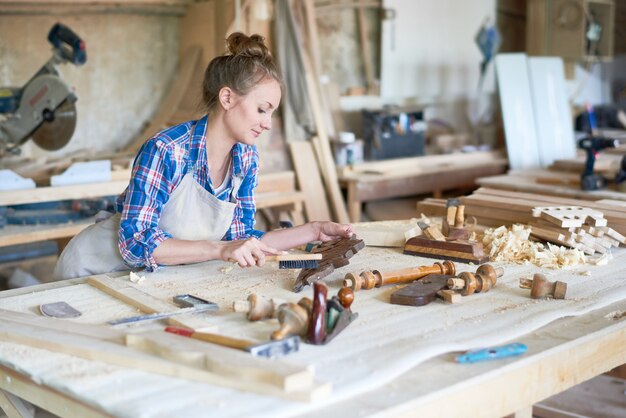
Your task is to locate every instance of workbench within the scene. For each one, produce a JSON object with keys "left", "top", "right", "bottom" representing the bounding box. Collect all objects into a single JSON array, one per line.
[
  {"left": 1, "top": 243, "right": 625, "bottom": 418},
  {"left": 338, "top": 151, "right": 508, "bottom": 222}
]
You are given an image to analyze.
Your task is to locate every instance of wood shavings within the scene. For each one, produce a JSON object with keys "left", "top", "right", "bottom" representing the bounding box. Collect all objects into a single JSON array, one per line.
[
  {"left": 605, "top": 310, "right": 626, "bottom": 320},
  {"left": 129, "top": 271, "right": 145, "bottom": 284},
  {"left": 220, "top": 265, "right": 235, "bottom": 273},
  {"left": 589, "top": 253, "right": 611, "bottom": 266},
  {"left": 482, "top": 224, "right": 587, "bottom": 268}
]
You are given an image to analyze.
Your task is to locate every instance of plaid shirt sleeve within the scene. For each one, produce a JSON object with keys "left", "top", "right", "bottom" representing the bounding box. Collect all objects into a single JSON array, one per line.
[
  {"left": 224, "top": 145, "right": 265, "bottom": 240},
  {"left": 117, "top": 135, "right": 185, "bottom": 271}
]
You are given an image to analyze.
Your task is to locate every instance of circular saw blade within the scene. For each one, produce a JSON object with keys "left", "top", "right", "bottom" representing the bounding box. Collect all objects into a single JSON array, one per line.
[{"left": 31, "top": 99, "right": 77, "bottom": 151}]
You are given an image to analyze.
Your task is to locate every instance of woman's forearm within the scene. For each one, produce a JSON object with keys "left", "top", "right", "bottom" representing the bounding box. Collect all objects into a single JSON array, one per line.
[
  {"left": 260, "top": 222, "right": 320, "bottom": 250},
  {"left": 152, "top": 238, "right": 221, "bottom": 265}
]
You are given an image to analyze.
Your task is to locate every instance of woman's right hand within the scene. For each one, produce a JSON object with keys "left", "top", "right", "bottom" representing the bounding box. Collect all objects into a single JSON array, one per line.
[{"left": 217, "top": 237, "right": 283, "bottom": 267}]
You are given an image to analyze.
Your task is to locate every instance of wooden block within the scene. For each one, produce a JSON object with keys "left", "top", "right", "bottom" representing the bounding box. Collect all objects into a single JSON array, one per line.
[
  {"left": 404, "top": 235, "right": 489, "bottom": 264},
  {"left": 598, "top": 235, "right": 620, "bottom": 248},
  {"left": 389, "top": 274, "right": 452, "bottom": 306},
  {"left": 536, "top": 207, "right": 588, "bottom": 228},
  {"left": 579, "top": 225, "right": 604, "bottom": 237},
  {"left": 597, "top": 227, "right": 626, "bottom": 245},
  {"left": 436, "top": 289, "right": 461, "bottom": 304},
  {"left": 585, "top": 215, "right": 608, "bottom": 227},
  {"left": 446, "top": 227, "right": 471, "bottom": 240},
  {"left": 353, "top": 221, "right": 420, "bottom": 248},
  {"left": 422, "top": 225, "right": 446, "bottom": 241},
  {"left": 529, "top": 226, "right": 570, "bottom": 245}
]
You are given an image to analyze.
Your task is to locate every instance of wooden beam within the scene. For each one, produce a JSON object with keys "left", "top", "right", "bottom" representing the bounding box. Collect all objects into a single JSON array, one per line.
[
  {"left": 86, "top": 275, "right": 216, "bottom": 331},
  {"left": 0, "top": 219, "right": 92, "bottom": 248},
  {"left": 1, "top": 309, "right": 314, "bottom": 394},
  {"left": 0, "top": 390, "right": 34, "bottom": 418},
  {"left": 0, "top": 0, "right": 190, "bottom": 15},
  {"left": 0, "top": 181, "right": 128, "bottom": 206},
  {"left": 126, "top": 330, "right": 314, "bottom": 392},
  {"left": 0, "top": 365, "right": 113, "bottom": 418},
  {"left": 357, "top": 7, "right": 375, "bottom": 93},
  {"left": 0, "top": 315, "right": 329, "bottom": 402},
  {"left": 256, "top": 171, "right": 296, "bottom": 194},
  {"left": 289, "top": 141, "right": 332, "bottom": 221}
]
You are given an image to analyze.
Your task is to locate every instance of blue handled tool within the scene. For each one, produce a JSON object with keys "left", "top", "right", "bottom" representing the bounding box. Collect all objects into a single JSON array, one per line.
[{"left": 456, "top": 343, "right": 528, "bottom": 364}]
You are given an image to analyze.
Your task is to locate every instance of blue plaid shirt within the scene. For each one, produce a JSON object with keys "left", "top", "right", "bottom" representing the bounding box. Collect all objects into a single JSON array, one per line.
[{"left": 115, "top": 115, "right": 264, "bottom": 270}]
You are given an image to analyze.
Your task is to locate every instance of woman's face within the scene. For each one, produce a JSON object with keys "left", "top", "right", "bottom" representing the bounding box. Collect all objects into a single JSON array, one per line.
[{"left": 224, "top": 78, "right": 282, "bottom": 145}]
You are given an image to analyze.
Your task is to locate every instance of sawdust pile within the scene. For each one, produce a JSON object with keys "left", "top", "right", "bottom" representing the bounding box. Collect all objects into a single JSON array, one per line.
[{"left": 482, "top": 224, "right": 590, "bottom": 268}]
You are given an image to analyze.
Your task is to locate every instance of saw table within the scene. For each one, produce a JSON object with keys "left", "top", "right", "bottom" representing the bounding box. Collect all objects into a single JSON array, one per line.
[{"left": 0, "top": 243, "right": 625, "bottom": 418}]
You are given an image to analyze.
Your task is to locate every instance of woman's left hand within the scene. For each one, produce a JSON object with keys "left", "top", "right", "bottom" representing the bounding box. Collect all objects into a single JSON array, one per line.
[{"left": 314, "top": 221, "right": 355, "bottom": 241}]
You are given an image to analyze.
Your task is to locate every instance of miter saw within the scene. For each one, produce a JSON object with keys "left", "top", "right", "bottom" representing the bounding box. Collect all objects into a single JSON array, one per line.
[{"left": 0, "top": 23, "right": 86, "bottom": 157}]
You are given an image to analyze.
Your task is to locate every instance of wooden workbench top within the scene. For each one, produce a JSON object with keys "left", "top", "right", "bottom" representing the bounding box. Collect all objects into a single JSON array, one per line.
[{"left": 1, "top": 244, "right": 626, "bottom": 417}]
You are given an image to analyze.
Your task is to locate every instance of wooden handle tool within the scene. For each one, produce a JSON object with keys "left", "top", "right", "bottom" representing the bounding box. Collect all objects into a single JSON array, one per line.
[
  {"left": 165, "top": 326, "right": 300, "bottom": 357},
  {"left": 447, "top": 264, "right": 504, "bottom": 296},
  {"left": 343, "top": 260, "right": 456, "bottom": 291},
  {"left": 519, "top": 274, "right": 567, "bottom": 299},
  {"left": 232, "top": 294, "right": 286, "bottom": 321}
]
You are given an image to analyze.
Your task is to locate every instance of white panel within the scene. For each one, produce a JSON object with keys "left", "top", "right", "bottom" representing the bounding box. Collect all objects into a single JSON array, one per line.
[
  {"left": 528, "top": 57, "right": 576, "bottom": 167},
  {"left": 495, "top": 53, "right": 541, "bottom": 170},
  {"left": 381, "top": 0, "right": 496, "bottom": 100}
]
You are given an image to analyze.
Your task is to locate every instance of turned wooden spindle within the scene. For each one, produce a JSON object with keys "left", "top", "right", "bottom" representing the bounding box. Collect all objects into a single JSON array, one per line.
[
  {"left": 454, "top": 205, "right": 466, "bottom": 227},
  {"left": 519, "top": 273, "right": 567, "bottom": 299},
  {"left": 232, "top": 294, "right": 285, "bottom": 321},
  {"left": 343, "top": 260, "right": 456, "bottom": 291},
  {"left": 447, "top": 264, "right": 504, "bottom": 296},
  {"left": 297, "top": 297, "right": 313, "bottom": 317},
  {"left": 308, "top": 282, "right": 328, "bottom": 344},
  {"left": 337, "top": 287, "right": 354, "bottom": 310},
  {"left": 270, "top": 302, "right": 309, "bottom": 340}
]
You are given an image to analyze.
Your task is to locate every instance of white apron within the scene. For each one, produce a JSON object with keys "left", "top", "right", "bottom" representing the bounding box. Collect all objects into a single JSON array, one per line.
[{"left": 53, "top": 167, "right": 243, "bottom": 280}]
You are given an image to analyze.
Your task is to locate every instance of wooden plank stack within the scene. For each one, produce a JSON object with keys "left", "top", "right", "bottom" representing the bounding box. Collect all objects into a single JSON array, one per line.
[
  {"left": 417, "top": 188, "right": 626, "bottom": 250},
  {"left": 529, "top": 206, "right": 625, "bottom": 255}
]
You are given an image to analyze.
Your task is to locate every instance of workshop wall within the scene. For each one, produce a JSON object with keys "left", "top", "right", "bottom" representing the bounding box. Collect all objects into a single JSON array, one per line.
[
  {"left": 0, "top": 13, "right": 179, "bottom": 158},
  {"left": 337, "top": 0, "right": 499, "bottom": 147}
]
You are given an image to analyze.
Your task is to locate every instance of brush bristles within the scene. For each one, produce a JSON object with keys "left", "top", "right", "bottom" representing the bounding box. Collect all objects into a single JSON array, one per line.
[{"left": 278, "top": 260, "right": 319, "bottom": 269}]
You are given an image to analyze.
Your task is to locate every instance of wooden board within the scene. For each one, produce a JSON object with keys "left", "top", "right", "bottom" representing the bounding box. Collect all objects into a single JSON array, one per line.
[
  {"left": 86, "top": 275, "right": 215, "bottom": 331},
  {"left": 288, "top": 141, "right": 332, "bottom": 221},
  {"left": 301, "top": 50, "right": 350, "bottom": 223},
  {"left": 527, "top": 57, "right": 576, "bottom": 166},
  {"left": 353, "top": 220, "right": 420, "bottom": 247},
  {"left": 495, "top": 53, "right": 542, "bottom": 169},
  {"left": 477, "top": 171, "right": 626, "bottom": 202},
  {"left": 0, "top": 314, "right": 328, "bottom": 402},
  {"left": 0, "top": 218, "right": 93, "bottom": 248},
  {"left": 0, "top": 180, "right": 128, "bottom": 206}
]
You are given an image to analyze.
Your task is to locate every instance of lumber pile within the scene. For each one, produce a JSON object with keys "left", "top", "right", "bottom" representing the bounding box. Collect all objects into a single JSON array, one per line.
[
  {"left": 417, "top": 187, "right": 626, "bottom": 237},
  {"left": 529, "top": 207, "right": 624, "bottom": 255}
]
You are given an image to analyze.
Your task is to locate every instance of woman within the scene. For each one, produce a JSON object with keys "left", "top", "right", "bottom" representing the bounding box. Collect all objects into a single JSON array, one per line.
[{"left": 54, "top": 32, "right": 353, "bottom": 280}]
